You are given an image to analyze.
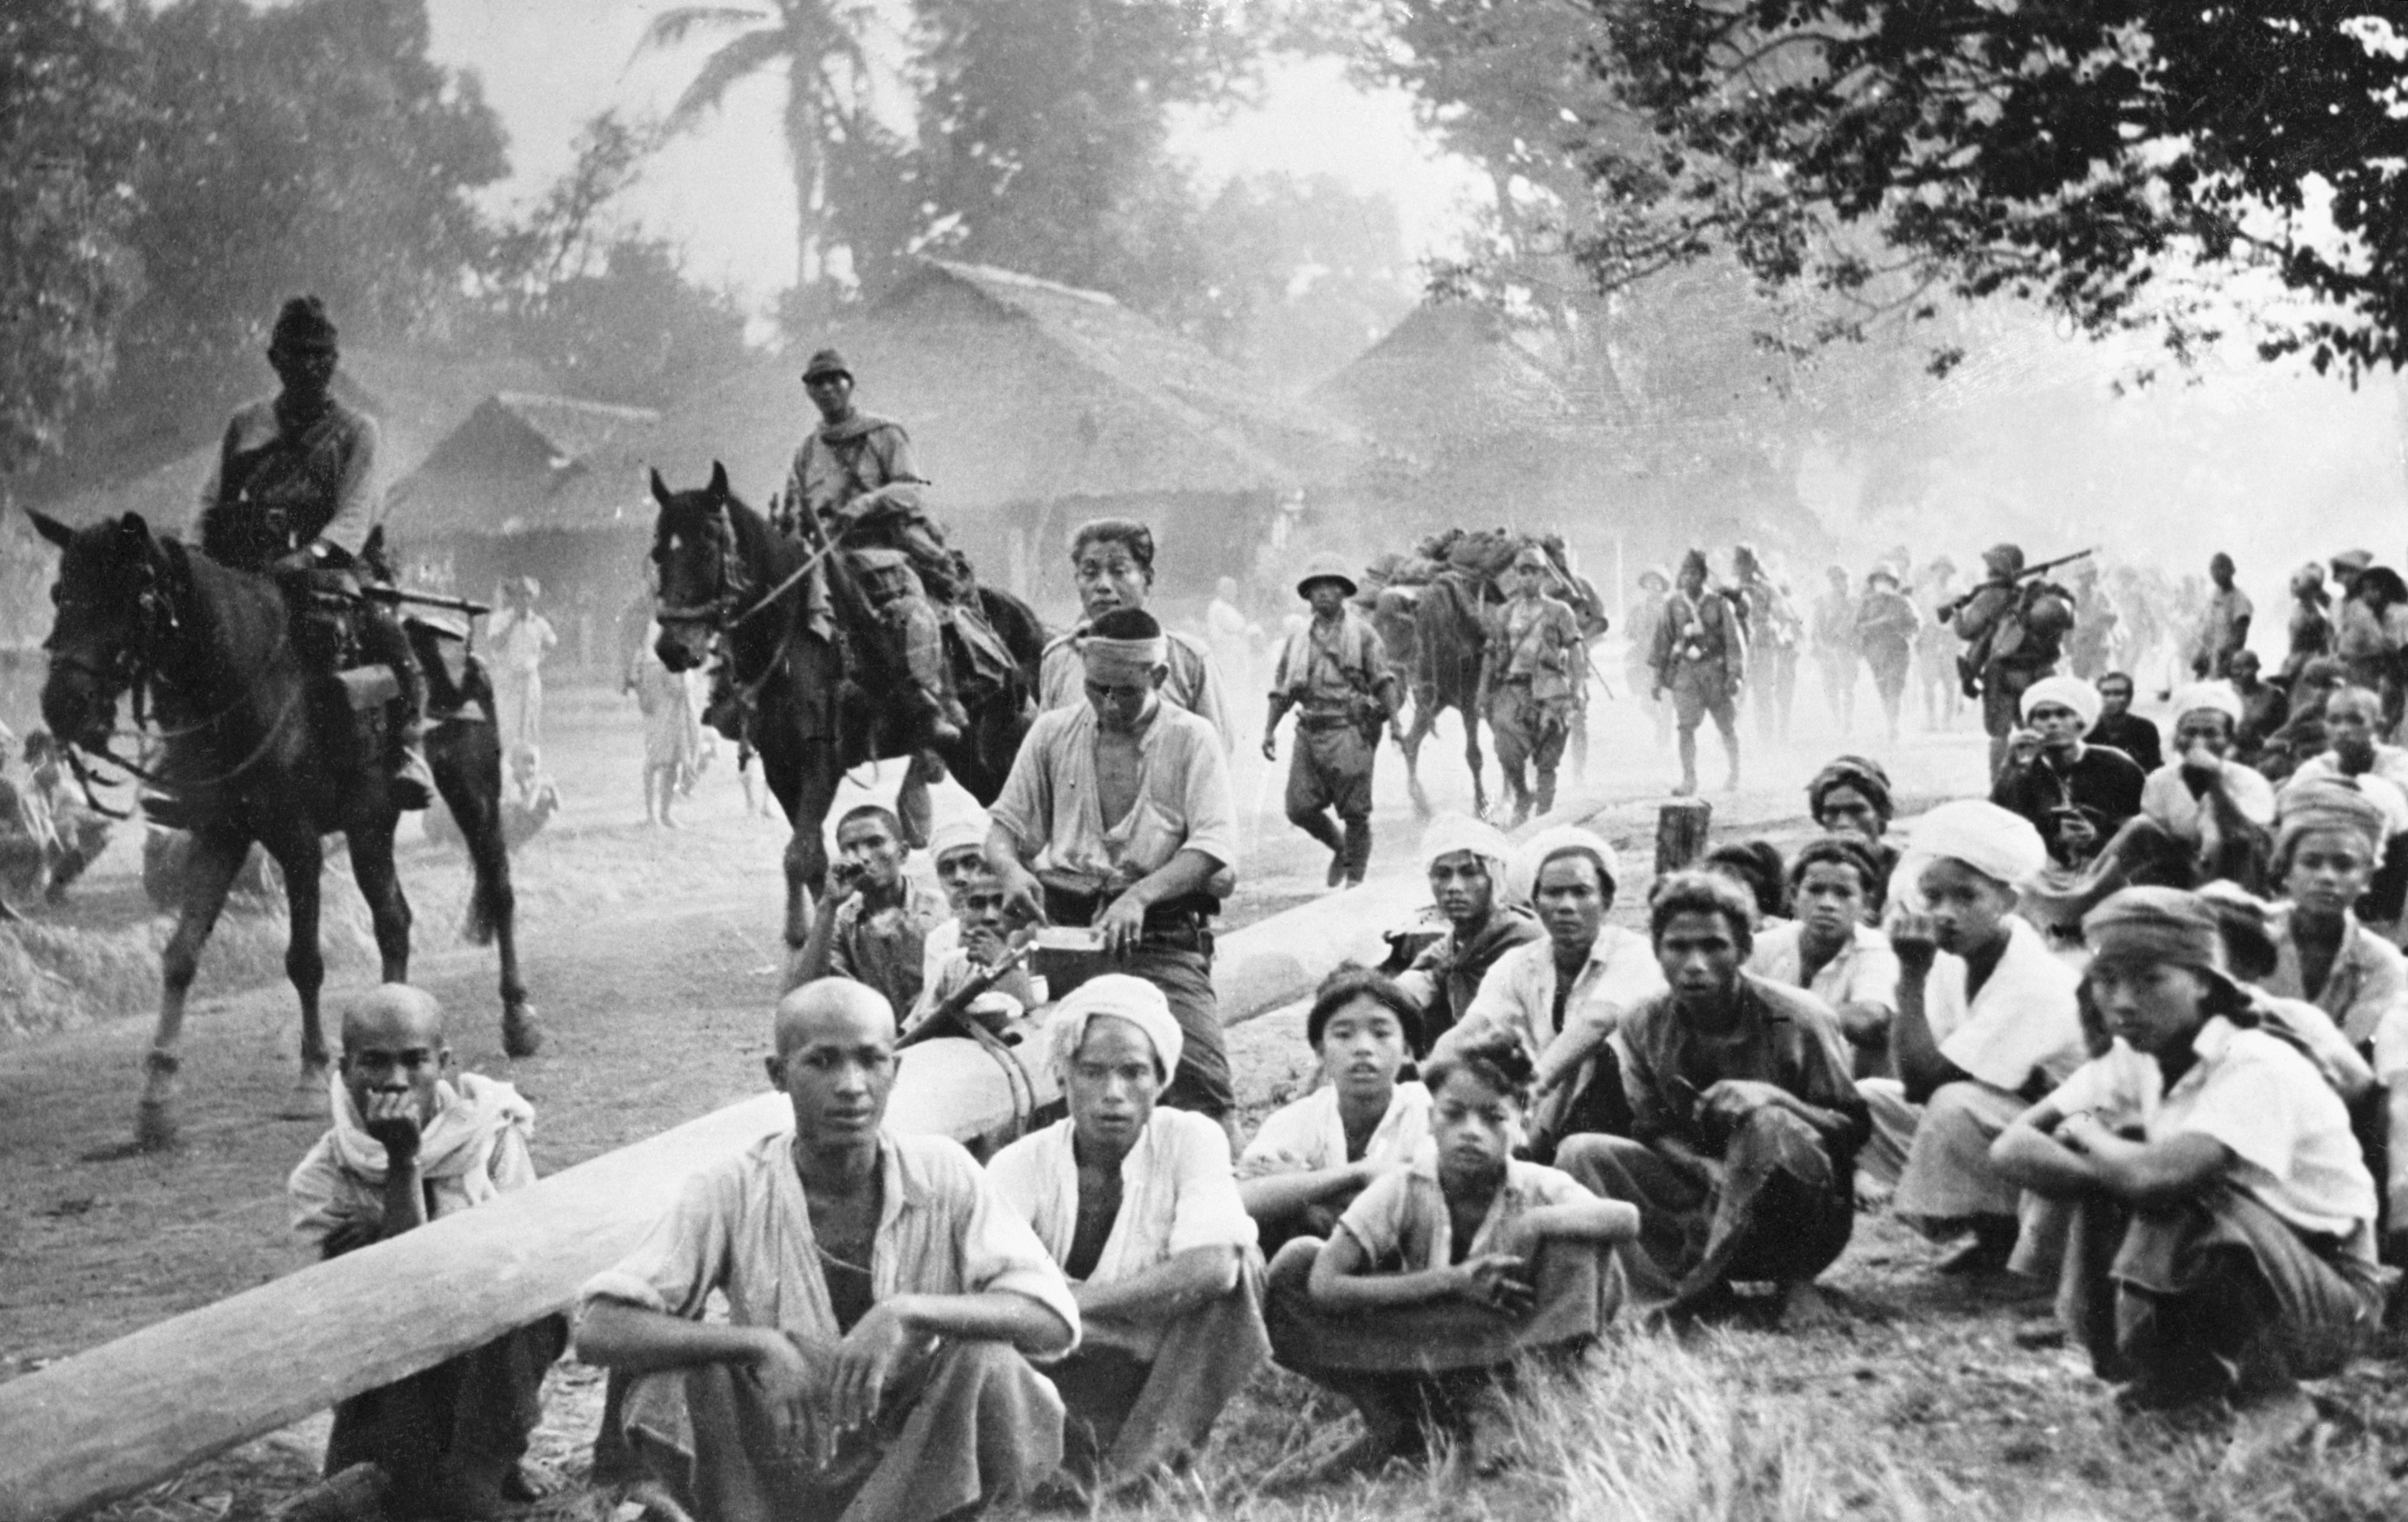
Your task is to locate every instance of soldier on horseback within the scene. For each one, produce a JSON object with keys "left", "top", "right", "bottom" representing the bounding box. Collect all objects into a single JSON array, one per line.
[
  {"left": 189, "top": 296, "right": 432, "bottom": 810},
  {"left": 786, "top": 347, "right": 970, "bottom": 749}
]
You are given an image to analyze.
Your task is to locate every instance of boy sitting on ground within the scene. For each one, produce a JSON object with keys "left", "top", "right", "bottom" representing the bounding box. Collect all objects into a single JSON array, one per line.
[
  {"left": 908, "top": 866, "right": 1038, "bottom": 1033},
  {"left": 288, "top": 984, "right": 559, "bottom": 1519},
  {"left": 917, "top": 811, "right": 994, "bottom": 996},
  {"left": 1265, "top": 1027, "right": 1636, "bottom": 1479},
  {"left": 1239, "top": 969, "right": 1432, "bottom": 1252},
  {"left": 1746, "top": 836, "right": 1900, "bottom": 1080},
  {"left": 1860, "top": 800, "right": 2086, "bottom": 1272},
  {"left": 1991, "top": 888, "right": 2389, "bottom": 1465},
  {"left": 987, "top": 975, "right": 1268, "bottom": 1493},
  {"left": 797, "top": 803, "right": 946, "bottom": 1009},
  {"left": 1556, "top": 871, "right": 1868, "bottom": 1318}
]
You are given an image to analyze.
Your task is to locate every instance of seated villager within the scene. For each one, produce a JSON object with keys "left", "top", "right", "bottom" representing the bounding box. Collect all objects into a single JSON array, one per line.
[
  {"left": 908, "top": 868, "right": 1037, "bottom": 1033},
  {"left": 288, "top": 985, "right": 559, "bottom": 1519},
  {"left": 987, "top": 976, "right": 1266, "bottom": 1492},
  {"left": 501, "top": 745, "right": 562, "bottom": 849},
  {"left": 1808, "top": 755, "right": 1902, "bottom": 903},
  {"left": 1747, "top": 837, "right": 1900, "bottom": 1079},
  {"left": 2254, "top": 656, "right": 2346, "bottom": 783},
  {"left": 1393, "top": 814, "right": 1542, "bottom": 1052},
  {"left": 1990, "top": 889, "right": 2389, "bottom": 1462},
  {"left": 1861, "top": 800, "right": 2085, "bottom": 1270},
  {"left": 1555, "top": 871, "right": 1869, "bottom": 1317},
  {"left": 1991, "top": 675, "right": 2148, "bottom": 840},
  {"left": 1443, "top": 826, "right": 1662, "bottom": 1155},
  {"left": 2194, "top": 881, "right": 2377, "bottom": 1106},
  {"left": 1239, "top": 970, "right": 1432, "bottom": 1252},
  {"left": 1264, "top": 1028, "right": 1636, "bottom": 1478},
  {"left": 2280, "top": 685, "right": 2408, "bottom": 922},
  {"left": 576, "top": 980, "right": 1078, "bottom": 1522},
  {"left": 916, "top": 810, "right": 992, "bottom": 992},
  {"left": 797, "top": 804, "right": 946, "bottom": 1013},
  {"left": 2085, "top": 671, "right": 2165, "bottom": 773},
  {"left": 0, "top": 722, "right": 57, "bottom": 914},
  {"left": 1701, "top": 838, "right": 1788, "bottom": 929},
  {"left": 24, "top": 729, "right": 108, "bottom": 904},
  {"left": 2229, "top": 651, "right": 2288, "bottom": 767}
]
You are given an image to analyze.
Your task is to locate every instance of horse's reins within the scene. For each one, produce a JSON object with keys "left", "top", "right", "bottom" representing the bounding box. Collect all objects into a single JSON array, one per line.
[{"left": 655, "top": 506, "right": 854, "bottom": 736}]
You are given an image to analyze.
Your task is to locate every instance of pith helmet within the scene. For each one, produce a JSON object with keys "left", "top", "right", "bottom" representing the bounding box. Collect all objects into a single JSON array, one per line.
[{"left": 1297, "top": 553, "right": 1359, "bottom": 598}]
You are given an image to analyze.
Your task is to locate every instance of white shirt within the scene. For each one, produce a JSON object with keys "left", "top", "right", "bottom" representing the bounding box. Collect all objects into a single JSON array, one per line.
[
  {"left": 1238, "top": 1082, "right": 1432, "bottom": 1178},
  {"left": 2047, "top": 1020, "right": 2376, "bottom": 1246},
  {"left": 1335, "top": 1151, "right": 1594, "bottom": 1272},
  {"left": 1454, "top": 926, "right": 1666, "bottom": 1060},
  {"left": 2139, "top": 760, "right": 2276, "bottom": 841},
  {"left": 988, "top": 701, "right": 1240, "bottom": 886},
  {"left": 1922, "top": 915, "right": 2085, "bottom": 1093},
  {"left": 987, "top": 1110, "right": 1256, "bottom": 1357},
  {"left": 1745, "top": 920, "right": 1900, "bottom": 1016}
]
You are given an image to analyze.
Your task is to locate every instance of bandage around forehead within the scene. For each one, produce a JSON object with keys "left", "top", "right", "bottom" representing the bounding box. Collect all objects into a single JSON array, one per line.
[
  {"left": 2020, "top": 673, "right": 2103, "bottom": 730},
  {"left": 1079, "top": 634, "right": 1168, "bottom": 684},
  {"left": 1900, "top": 799, "right": 2047, "bottom": 890},
  {"left": 2169, "top": 681, "right": 2242, "bottom": 728},
  {"left": 1048, "top": 972, "right": 1182, "bottom": 1081}
]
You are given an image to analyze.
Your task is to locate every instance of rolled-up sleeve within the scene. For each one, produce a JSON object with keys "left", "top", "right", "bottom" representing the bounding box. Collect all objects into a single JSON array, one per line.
[
  {"left": 987, "top": 712, "right": 1062, "bottom": 857},
  {"left": 577, "top": 1158, "right": 737, "bottom": 1321},
  {"left": 1165, "top": 1114, "right": 1258, "bottom": 1256},
  {"left": 952, "top": 1155, "right": 1081, "bottom": 1351}
]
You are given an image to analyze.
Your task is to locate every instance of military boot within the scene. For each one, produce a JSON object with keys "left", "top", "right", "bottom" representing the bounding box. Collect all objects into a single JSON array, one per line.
[
  {"left": 891, "top": 595, "right": 965, "bottom": 748},
  {"left": 392, "top": 719, "right": 435, "bottom": 811}
]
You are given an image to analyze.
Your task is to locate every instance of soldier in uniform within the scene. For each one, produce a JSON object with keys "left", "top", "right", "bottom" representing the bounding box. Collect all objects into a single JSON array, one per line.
[
  {"left": 1264, "top": 554, "right": 1403, "bottom": 888},
  {"left": 786, "top": 348, "right": 966, "bottom": 749},
  {"left": 1649, "top": 549, "right": 1745, "bottom": 798},
  {"left": 1483, "top": 544, "right": 1585, "bottom": 825},
  {"left": 190, "top": 296, "right": 430, "bottom": 808},
  {"left": 1948, "top": 542, "right": 2068, "bottom": 780},
  {"left": 1732, "top": 544, "right": 1803, "bottom": 744}
]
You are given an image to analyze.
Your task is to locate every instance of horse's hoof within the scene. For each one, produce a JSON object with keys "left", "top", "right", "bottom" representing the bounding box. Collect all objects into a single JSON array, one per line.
[
  {"left": 503, "top": 1005, "right": 543, "bottom": 1059},
  {"left": 133, "top": 1100, "right": 181, "bottom": 1152},
  {"left": 282, "top": 1062, "right": 332, "bottom": 1120}
]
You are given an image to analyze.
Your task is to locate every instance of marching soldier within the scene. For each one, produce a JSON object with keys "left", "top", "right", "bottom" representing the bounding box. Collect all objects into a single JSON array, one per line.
[
  {"left": 1649, "top": 549, "right": 1745, "bottom": 797},
  {"left": 189, "top": 296, "right": 430, "bottom": 810},
  {"left": 1484, "top": 544, "right": 1585, "bottom": 824},
  {"left": 1264, "top": 554, "right": 1403, "bottom": 887}
]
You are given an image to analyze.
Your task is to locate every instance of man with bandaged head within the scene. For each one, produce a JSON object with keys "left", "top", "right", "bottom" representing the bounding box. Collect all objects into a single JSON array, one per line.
[
  {"left": 987, "top": 607, "right": 1241, "bottom": 1119},
  {"left": 987, "top": 975, "right": 1266, "bottom": 1493},
  {"left": 1863, "top": 800, "right": 2086, "bottom": 1272}
]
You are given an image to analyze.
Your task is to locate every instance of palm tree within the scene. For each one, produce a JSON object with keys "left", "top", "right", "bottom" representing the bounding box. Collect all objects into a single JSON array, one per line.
[{"left": 639, "top": 3, "right": 881, "bottom": 291}]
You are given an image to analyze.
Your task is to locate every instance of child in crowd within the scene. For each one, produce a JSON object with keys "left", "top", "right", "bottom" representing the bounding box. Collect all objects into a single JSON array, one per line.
[
  {"left": 1264, "top": 1028, "right": 1635, "bottom": 1478},
  {"left": 1238, "top": 969, "right": 1432, "bottom": 1251},
  {"left": 288, "top": 985, "right": 560, "bottom": 1519}
]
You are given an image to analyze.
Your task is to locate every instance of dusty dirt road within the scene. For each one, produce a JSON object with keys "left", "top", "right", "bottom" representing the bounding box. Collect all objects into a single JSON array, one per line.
[{"left": 2, "top": 681, "right": 2004, "bottom": 1519}]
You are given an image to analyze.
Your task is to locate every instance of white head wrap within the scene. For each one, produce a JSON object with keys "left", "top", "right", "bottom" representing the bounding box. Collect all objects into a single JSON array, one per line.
[
  {"left": 2019, "top": 673, "right": 2103, "bottom": 729},
  {"left": 926, "top": 810, "right": 990, "bottom": 864},
  {"left": 1048, "top": 973, "right": 1182, "bottom": 1082},
  {"left": 1419, "top": 813, "right": 1522, "bottom": 904},
  {"left": 1079, "top": 633, "right": 1169, "bottom": 684},
  {"left": 1509, "top": 825, "right": 1620, "bottom": 906},
  {"left": 2168, "top": 681, "right": 2243, "bottom": 727},
  {"left": 1897, "top": 799, "right": 2048, "bottom": 891}
]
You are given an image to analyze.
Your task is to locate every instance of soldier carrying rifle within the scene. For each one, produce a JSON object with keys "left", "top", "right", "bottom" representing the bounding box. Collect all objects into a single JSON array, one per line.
[{"left": 1939, "top": 544, "right": 2089, "bottom": 779}]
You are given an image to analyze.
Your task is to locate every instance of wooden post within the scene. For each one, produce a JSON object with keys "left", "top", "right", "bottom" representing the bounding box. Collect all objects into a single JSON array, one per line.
[{"left": 1654, "top": 798, "right": 1712, "bottom": 877}]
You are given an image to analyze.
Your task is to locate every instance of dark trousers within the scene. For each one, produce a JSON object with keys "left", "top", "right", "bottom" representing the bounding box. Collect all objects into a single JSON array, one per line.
[
  {"left": 324, "top": 1315, "right": 566, "bottom": 1509},
  {"left": 1120, "top": 942, "right": 1234, "bottom": 1120}
]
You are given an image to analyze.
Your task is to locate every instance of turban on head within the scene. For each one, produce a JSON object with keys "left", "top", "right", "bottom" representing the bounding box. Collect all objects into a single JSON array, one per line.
[
  {"left": 1080, "top": 608, "right": 1168, "bottom": 683},
  {"left": 2082, "top": 887, "right": 2236, "bottom": 989},
  {"left": 2168, "top": 681, "right": 2242, "bottom": 729},
  {"left": 1421, "top": 813, "right": 1520, "bottom": 903},
  {"left": 1808, "top": 755, "right": 1894, "bottom": 823},
  {"left": 1900, "top": 799, "right": 2047, "bottom": 890},
  {"left": 2275, "top": 777, "right": 2388, "bottom": 867},
  {"left": 271, "top": 295, "right": 336, "bottom": 350},
  {"left": 926, "top": 810, "right": 990, "bottom": 865},
  {"left": 1510, "top": 824, "right": 1620, "bottom": 906},
  {"left": 2020, "top": 674, "right": 2103, "bottom": 729},
  {"left": 1048, "top": 972, "right": 1182, "bottom": 1083}
]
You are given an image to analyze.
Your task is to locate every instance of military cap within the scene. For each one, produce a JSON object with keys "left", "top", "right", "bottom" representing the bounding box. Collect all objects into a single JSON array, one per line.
[
  {"left": 802, "top": 348, "right": 852, "bottom": 383},
  {"left": 1297, "top": 553, "right": 1359, "bottom": 598}
]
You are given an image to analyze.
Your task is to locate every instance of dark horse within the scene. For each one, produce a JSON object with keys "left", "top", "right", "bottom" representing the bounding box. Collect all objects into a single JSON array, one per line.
[
  {"left": 647, "top": 465, "right": 1047, "bottom": 964},
  {"left": 1367, "top": 580, "right": 1490, "bottom": 818},
  {"left": 29, "top": 510, "right": 533, "bottom": 1150}
]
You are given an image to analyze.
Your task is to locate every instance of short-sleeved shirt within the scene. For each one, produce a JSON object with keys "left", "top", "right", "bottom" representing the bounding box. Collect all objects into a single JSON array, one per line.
[
  {"left": 2140, "top": 760, "right": 2277, "bottom": 841},
  {"left": 1455, "top": 927, "right": 1664, "bottom": 1061},
  {"left": 1334, "top": 1150, "right": 1594, "bottom": 1272},
  {"left": 1919, "top": 915, "right": 2086, "bottom": 1093},
  {"left": 830, "top": 879, "right": 947, "bottom": 1016},
  {"left": 2267, "top": 910, "right": 2408, "bottom": 1049},
  {"left": 987, "top": 701, "right": 1238, "bottom": 889},
  {"left": 1039, "top": 628, "right": 1234, "bottom": 752},
  {"left": 488, "top": 610, "right": 558, "bottom": 678},
  {"left": 2047, "top": 1021, "right": 2376, "bottom": 1244},
  {"left": 1614, "top": 975, "right": 1870, "bottom": 1161},
  {"left": 1744, "top": 920, "right": 1900, "bottom": 1018},
  {"left": 579, "top": 1128, "right": 1079, "bottom": 1351},
  {"left": 1271, "top": 612, "right": 1393, "bottom": 721},
  {"left": 1239, "top": 1082, "right": 1433, "bottom": 1178}
]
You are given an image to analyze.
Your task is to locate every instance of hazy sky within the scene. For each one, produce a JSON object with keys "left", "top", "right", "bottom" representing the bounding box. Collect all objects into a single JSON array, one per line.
[{"left": 425, "top": 1, "right": 1487, "bottom": 307}]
